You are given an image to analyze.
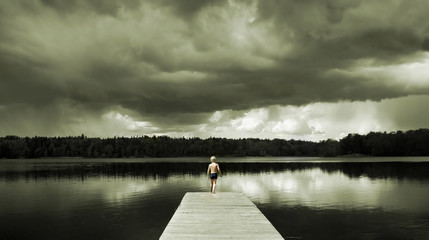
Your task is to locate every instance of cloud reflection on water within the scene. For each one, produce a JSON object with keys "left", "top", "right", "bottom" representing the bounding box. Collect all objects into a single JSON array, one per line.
[
  {"left": 216, "top": 169, "right": 429, "bottom": 212},
  {"left": 2, "top": 160, "right": 429, "bottom": 240},
  {"left": 1, "top": 161, "right": 429, "bottom": 214}
]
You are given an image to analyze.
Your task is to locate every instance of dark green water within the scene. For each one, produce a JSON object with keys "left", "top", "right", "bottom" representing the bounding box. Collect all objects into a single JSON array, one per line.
[{"left": 1, "top": 157, "right": 429, "bottom": 240}]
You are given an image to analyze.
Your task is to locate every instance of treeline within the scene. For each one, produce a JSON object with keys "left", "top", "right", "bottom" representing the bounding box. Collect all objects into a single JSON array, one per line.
[
  {"left": 1, "top": 129, "right": 429, "bottom": 158},
  {"left": 340, "top": 129, "right": 429, "bottom": 156}
]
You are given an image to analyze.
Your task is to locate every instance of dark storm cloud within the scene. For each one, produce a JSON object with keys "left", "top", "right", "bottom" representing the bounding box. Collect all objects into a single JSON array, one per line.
[
  {"left": 0, "top": 49, "right": 64, "bottom": 105},
  {"left": 39, "top": 0, "right": 141, "bottom": 16},
  {"left": 255, "top": 0, "right": 429, "bottom": 72},
  {"left": 1, "top": 0, "right": 429, "bottom": 136},
  {"left": 155, "top": 0, "right": 227, "bottom": 19}
]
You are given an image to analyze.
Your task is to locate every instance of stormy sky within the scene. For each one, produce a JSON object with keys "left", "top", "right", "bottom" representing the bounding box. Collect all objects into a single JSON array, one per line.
[{"left": 1, "top": 0, "right": 429, "bottom": 141}]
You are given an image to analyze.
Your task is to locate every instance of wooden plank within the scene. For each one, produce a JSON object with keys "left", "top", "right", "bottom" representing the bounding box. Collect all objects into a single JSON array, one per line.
[{"left": 160, "top": 192, "right": 284, "bottom": 240}]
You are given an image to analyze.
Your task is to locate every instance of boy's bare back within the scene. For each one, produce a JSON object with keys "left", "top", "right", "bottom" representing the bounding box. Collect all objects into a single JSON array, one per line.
[{"left": 208, "top": 162, "right": 219, "bottom": 174}]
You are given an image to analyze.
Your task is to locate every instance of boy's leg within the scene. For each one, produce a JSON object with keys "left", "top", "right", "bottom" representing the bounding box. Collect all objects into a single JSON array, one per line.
[
  {"left": 210, "top": 179, "right": 214, "bottom": 193},
  {"left": 212, "top": 179, "right": 217, "bottom": 194}
]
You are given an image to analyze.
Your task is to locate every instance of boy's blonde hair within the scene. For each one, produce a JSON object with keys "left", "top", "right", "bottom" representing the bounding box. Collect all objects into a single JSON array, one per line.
[{"left": 210, "top": 156, "right": 216, "bottom": 162}]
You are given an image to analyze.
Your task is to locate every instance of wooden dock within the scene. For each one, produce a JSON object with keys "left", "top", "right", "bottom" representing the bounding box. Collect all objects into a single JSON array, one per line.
[{"left": 160, "top": 192, "right": 284, "bottom": 240}]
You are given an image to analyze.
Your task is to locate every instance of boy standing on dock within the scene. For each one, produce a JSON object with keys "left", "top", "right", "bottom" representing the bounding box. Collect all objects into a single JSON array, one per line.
[{"left": 207, "top": 156, "right": 222, "bottom": 194}]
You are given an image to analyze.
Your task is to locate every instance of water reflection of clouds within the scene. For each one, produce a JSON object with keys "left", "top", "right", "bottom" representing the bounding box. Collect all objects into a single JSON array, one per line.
[
  {"left": 102, "top": 180, "right": 158, "bottom": 206},
  {"left": 217, "top": 169, "right": 429, "bottom": 212},
  {"left": 49, "top": 171, "right": 429, "bottom": 212},
  {"left": 2, "top": 164, "right": 429, "bottom": 214}
]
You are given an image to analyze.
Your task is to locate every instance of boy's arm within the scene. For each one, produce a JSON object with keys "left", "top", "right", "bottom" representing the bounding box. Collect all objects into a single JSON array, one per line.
[
  {"left": 207, "top": 165, "right": 210, "bottom": 178},
  {"left": 218, "top": 164, "right": 222, "bottom": 177}
]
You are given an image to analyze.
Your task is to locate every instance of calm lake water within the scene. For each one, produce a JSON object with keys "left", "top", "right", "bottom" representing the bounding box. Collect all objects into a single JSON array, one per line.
[{"left": 1, "top": 157, "right": 429, "bottom": 240}]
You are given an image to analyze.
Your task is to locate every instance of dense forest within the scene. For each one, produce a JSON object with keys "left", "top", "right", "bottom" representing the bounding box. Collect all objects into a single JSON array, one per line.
[{"left": 1, "top": 129, "right": 429, "bottom": 158}]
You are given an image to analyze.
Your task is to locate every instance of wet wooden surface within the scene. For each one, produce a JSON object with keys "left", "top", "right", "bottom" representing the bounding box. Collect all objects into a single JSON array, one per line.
[{"left": 159, "top": 192, "right": 284, "bottom": 240}]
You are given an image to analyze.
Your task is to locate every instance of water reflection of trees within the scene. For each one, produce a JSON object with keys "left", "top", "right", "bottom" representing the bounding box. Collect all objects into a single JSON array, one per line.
[{"left": 1, "top": 162, "right": 428, "bottom": 182}]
